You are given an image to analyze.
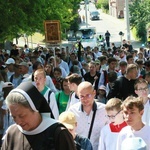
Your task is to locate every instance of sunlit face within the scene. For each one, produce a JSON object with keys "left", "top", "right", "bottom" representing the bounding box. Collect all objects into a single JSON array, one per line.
[
  {"left": 34, "top": 73, "right": 46, "bottom": 91},
  {"left": 78, "top": 87, "right": 95, "bottom": 107},
  {"left": 123, "top": 106, "right": 143, "bottom": 127},
  {"left": 45, "top": 65, "right": 52, "bottom": 74},
  {"left": 119, "top": 65, "right": 127, "bottom": 74},
  {"left": 106, "top": 109, "right": 122, "bottom": 124},
  {"left": 7, "top": 64, "right": 14, "bottom": 72},
  {"left": 129, "top": 68, "right": 138, "bottom": 79},
  {"left": 68, "top": 82, "right": 76, "bottom": 91},
  {"left": 89, "top": 64, "right": 96, "bottom": 73},
  {"left": 19, "top": 66, "right": 28, "bottom": 74},
  {"left": 109, "top": 61, "right": 117, "bottom": 70},
  {"left": 145, "top": 75, "right": 150, "bottom": 83},
  {"left": 128, "top": 58, "right": 134, "bottom": 64},
  {"left": 9, "top": 104, "right": 41, "bottom": 131},
  {"left": 63, "top": 81, "right": 70, "bottom": 92},
  {"left": 135, "top": 83, "right": 148, "bottom": 99}
]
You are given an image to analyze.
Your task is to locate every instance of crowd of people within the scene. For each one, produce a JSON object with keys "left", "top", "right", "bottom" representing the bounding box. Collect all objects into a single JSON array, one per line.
[{"left": 0, "top": 40, "right": 150, "bottom": 149}]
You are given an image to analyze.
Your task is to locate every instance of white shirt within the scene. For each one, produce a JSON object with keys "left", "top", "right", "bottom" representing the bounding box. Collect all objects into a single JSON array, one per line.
[
  {"left": 98, "top": 124, "right": 119, "bottom": 150},
  {"left": 44, "top": 89, "right": 59, "bottom": 120},
  {"left": 116, "top": 125, "right": 150, "bottom": 150},
  {"left": 66, "top": 92, "right": 80, "bottom": 110},
  {"left": 68, "top": 102, "right": 108, "bottom": 150},
  {"left": 59, "top": 66, "right": 67, "bottom": 78},
  {"left": 7, "top": 71, "right": 14, "bottom": 81},
  {"left": 142, "top": 100, "right": 150, "bottom": 126},
  {"left": 59, "top": 60, "right": 69, "bottom": 75}
]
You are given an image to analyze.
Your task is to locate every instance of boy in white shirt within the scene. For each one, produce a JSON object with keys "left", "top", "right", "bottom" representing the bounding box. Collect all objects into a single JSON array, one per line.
[
  {"left": 98, "top": 98, "right": 127, "bottom": 150},
  {"left": 116, "top": 96, "right": 150, "bottom": 150}
]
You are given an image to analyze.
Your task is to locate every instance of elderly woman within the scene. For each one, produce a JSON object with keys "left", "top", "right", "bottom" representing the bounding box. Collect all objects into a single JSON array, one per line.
[{"left": 1, "top": 82, "right": 76, "bottom": 150}]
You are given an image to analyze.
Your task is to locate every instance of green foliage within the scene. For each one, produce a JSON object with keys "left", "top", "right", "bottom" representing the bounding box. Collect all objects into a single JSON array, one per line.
[
  {"left": 96, "top": 0, "right": 109, "bottom": 12},
  {"left": 129, "top": 0, "right": 150, "bottom": 42},
  {"left": 0, "top": 0, "right": 80, "bottom": 42}
]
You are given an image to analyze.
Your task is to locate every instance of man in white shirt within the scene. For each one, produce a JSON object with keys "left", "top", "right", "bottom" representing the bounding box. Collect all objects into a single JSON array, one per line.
[
  {"left": 56, "top": 53, "right": 69, "bottom": 75},
  {"left": 34, "top": 69, "right": 59, "bottom": 119},
  {"left": 66, "top": 73, "right": 82, "bottom": 110},
  {"left": 68, "top": 81, "right": 108, "bottom": 150}
]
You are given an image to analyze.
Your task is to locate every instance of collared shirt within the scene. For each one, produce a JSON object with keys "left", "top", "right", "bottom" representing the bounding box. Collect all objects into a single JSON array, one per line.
[{"left": 68, "top": 101, "right": 108, "bottom": 150}]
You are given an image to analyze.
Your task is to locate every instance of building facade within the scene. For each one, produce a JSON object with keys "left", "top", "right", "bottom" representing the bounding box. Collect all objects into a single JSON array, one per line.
[{"left": 109, "top": 0, "right": 125, "bottom": 18}]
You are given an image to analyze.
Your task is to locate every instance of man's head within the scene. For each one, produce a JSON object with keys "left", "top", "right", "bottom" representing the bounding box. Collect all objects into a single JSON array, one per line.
[
  {"left": 121, "top": 96, "right": 144, "bottom": 128},
  {"left": 105, "top": 98, "right": 123, "bottom": 124},
  {"left": 66, "top": 73, "right": 82, "bottom": 92},
  {"left": 32, "top": 61, "right": 43, "bottom": 72},
  {"left": 77, "top": 81, "right": 96, "bottom": 108},
  {"left": 34, "top": 69, "right": 46, "bottom": 91},
  {"left": 88, "top": 61, "right": 97, "bottom": 74},
  {"left": 144, "top": 60, "right": 150, "bottom": 72},
  {"left": 70, "top": 53, "right": 76, "bottom": 61},
  {"left": 53, "top": 67, "right": 62, "bottom": 80},
  {"left": 5, "top": 58, "right": 15, "bottom": 72},
  {"left": 98, "top": 55, "right": 107, "bottom": 65},
  {"left": 19, "top": 62, "right": 29, "bottom": 75},
  {"left": 126, "top": 54, "right": 134, "bottom": 64},
  {"left": 134, "top": 78, "right": 149, "bottom": 104},
  {"left": 126, "top": 64, "right": 138, "bottom": 79},
  {"left": 107, "top": 57, "right": 117, "bottom": 71},
  {"left": 119, "top": 61, "right": 127, "bottom": 74}
]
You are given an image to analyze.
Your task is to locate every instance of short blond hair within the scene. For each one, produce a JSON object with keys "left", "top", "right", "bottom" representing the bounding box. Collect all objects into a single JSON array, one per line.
[
  {"left": 105, "top": 98, "right": 122, "bottom": 111},
  {"left": 34, "top": 69, "right": 46, "bottom": 78}
]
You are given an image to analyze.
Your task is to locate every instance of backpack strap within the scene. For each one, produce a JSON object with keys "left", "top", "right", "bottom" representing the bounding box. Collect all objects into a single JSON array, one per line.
[
  {"left": 103, "top": 70, "right": 108, "bottom": 86},
  {"left": 47, "top": 90, "right": 55, "bottom": 119},
  {"left": 48, "top": 90, "right": 52, "bottom": 104},
  {"left": 10, "top": 74, "right": 14, "bottom": 83},
  {"left": 57, "top": 92, "right": 61, "bottom": 110},
  {"left": 81, "top": 68, "right": 84, "bottom": 77}
]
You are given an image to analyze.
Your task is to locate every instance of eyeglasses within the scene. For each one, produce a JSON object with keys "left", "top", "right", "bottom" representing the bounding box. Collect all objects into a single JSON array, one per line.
[
  {"left": 79, "top": 94, "right": 92, "bottom": 99},
  {"left": 106, "top": 110, "right": 121, "bottom": 120},
  {"left": 137, "top": 87, "right": 148, "bottom": 92}
]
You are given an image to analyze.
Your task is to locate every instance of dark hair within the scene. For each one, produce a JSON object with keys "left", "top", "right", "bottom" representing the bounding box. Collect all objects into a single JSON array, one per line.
[
  {"left": 108, "top": 72, "right": 117, "bottom": 83},
  {"left": 54, "top": 67, "right": 62, "bottom": 74},
  {"left": 66, "top": 73, "right": 82, "bottom": 85},
  {"left": 32, "top": 61, "right": 43, "bottom": 71},
  {"left": 61, "top": 78, "right": 68, "bottom": 90},
  {"left": 107, "top": 57, "right": 117, "bottom": 64},
  {"left": 119, "top": 61, "right": 127, "bottom": 66},
  {"left": 144, "top": 60, "right": 150, "bottom": 67},
  {"left": 126, "top": 54, "right": 133, "bottom": 61},
  {"left": 98, "top": 55, "right": 107, "bottom": 63},
  {"left": 135, "top": 59, "right": 143, "bottom": 65}
]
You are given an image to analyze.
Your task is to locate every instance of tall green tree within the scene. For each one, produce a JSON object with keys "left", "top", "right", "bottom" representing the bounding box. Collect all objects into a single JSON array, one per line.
[
  {"left": 0, "top": 0, "right": 80, "bottom": 42},
  {"left": 129, "top": 0, "right": 150, "bottom": 42}
]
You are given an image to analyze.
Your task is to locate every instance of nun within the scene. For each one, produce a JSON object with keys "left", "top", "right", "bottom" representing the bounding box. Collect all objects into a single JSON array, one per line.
[{"left": 1, "top": 82, "right": 76, "bottom": 150}]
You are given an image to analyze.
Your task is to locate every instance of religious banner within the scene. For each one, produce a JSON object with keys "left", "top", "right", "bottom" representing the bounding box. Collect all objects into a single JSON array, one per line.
[{"left": 44, "top": 20, "right": 61, "bottom": 43}]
